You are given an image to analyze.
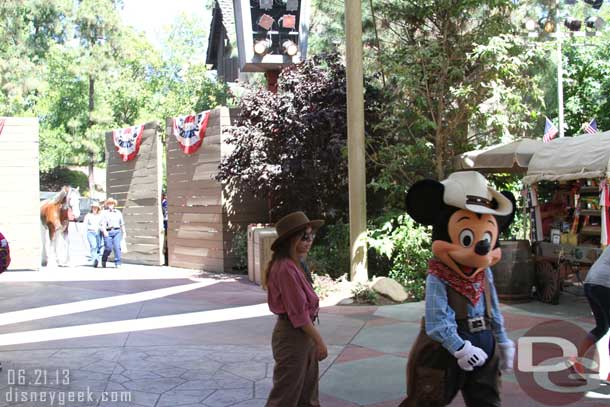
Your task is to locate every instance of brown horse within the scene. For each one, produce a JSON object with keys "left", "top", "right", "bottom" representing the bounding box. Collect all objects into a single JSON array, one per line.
[{"left": 40, "top": 186, "right": 81, "bottom": 267}]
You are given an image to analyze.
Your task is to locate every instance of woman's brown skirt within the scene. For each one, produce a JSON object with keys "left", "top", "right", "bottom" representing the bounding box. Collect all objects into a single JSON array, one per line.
[{"left": 266, "top": 318, "right": 319, "bottom": 407}]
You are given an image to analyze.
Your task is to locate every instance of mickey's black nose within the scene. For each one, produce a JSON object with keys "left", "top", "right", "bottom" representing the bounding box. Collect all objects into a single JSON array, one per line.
[{"left": 475, "top": 240, "right": 491, "bottom": 256}]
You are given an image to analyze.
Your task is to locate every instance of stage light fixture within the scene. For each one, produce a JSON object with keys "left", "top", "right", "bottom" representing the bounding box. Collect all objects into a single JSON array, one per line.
[
  {"left": 282, "top": 40, "right": 298, "bottom": 56},
  {"left": 254, "top": 39, "right": 271, "bottom": 55},
  {"left": 524, "top": 18, "right": 537, "bottom": 31},
  {"left": 259, "top": 0, "right": 273, "bottom": 10},
  {"left": 565, "top": 17, "right": 582, "bottom": 31},
  {"left": 281, "top": 14, "right": 296, "bottom": 29},
  {"left": 258, "top": 14, "right": 275, "bottom": 30},
  {"left": 584, "top": 0, "right": 604, "bottom": 10},
  {"left": 286, "top": 0, "right": 299, "bottom": 11},
  {"left": 586, "top": 16, "right": 604, "bottom": 30},
  {"left": 539, "top": 17, "right": 556, "bottom": 33}
]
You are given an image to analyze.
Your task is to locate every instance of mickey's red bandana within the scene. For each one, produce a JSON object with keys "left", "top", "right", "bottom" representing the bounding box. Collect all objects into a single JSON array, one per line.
[{"left": 428, "top": 259, "right": 485, "bottom": 305}]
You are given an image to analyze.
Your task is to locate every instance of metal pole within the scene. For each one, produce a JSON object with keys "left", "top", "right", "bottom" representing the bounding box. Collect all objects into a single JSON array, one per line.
[
  {"left": 556, "top": 1, "right": 565, "bottom": 137},
  {"left": 557, "top": 38, "right": 565, "bottom": 137},
  {"left": 345, "top": 0, "right": 368, "bottom": 282}
]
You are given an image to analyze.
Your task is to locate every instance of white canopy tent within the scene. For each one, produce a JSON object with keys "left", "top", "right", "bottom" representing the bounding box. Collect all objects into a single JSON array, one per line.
[
  {"left": 523, "top": 131, "right": 610, "bottom": 185},
  {"left": 455, "top": 139, "right": 544, "bottom": 174}
]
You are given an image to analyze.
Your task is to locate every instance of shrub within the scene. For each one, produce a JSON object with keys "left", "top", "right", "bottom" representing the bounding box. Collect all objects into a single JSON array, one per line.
[
  {"left": 39, "top": 167, "right": 89, "bottom": 194},
  {"left": 307, "top": 222, "right": 350, "bottom": 280},
  {"left": 312, "top": 274, "right": 336, "bottom": 299},
  {"left": 230, "top": 230, "right": 248, "bottom": 273},
  {"left": 367, "top": 213, "right": 431, "bottom": 300},
  {"left": 352, "top": 282, "right": 378, "bottom": 304},
  {"left": 215, "top": 53, "right": 384, "bottom": 223}
]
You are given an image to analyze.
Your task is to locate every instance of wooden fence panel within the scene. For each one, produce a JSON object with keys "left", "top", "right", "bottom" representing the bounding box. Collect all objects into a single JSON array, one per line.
[
  {"left": 105, "top": 122, "right": 163, "bottom": 265},
  {"left": 0, "top": 117, "right": 41, "bottom": 270},
  {"left": 166, "top": 107, "right": 267, "bottom": 273}
]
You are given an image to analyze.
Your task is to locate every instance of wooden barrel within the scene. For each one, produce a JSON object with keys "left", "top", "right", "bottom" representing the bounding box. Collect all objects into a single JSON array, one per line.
[{"left": 491, "top": 240, "right": 534, "bottom": 302}]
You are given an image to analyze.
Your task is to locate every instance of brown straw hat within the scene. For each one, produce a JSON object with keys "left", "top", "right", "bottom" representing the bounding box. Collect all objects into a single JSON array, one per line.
[
  {"left": 105, "top": 197, "right": 118, "bottom": 206},
  {"left": 271, "top": 211, "right": 324, "bottom": 251}
]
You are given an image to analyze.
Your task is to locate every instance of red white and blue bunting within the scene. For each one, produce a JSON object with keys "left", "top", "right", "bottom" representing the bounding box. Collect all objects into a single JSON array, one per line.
[
  {"left": 112, "top": 124, "right": 144, "bottom": 161},
  {"left": 173, "top": 111, "right": 210, "bottom": 155}
]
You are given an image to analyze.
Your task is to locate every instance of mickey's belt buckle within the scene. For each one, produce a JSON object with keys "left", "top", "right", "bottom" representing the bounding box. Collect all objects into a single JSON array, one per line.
[{"left": 468, "top": 316, "right": 486, "bottom": 333}]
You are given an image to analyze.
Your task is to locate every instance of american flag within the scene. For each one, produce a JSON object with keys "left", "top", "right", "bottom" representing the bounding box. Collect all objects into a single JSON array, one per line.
[
  {"left": 543, "top": 117, "right": 558, "bottom": 143},
  {"left": 584, "top": 118, "right": 598, "bottom": 134}
]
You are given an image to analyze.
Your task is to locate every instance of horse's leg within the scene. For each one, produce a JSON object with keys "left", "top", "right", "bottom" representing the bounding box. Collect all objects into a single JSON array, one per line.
[
  {"left": 62, "top": 226, "right": 70, "bottom": 266},
  {"left": 50, "top": 225, "right": 63, "bottom": 267},
  {"left": 40, "top": 223, "right": 48, "bottom": 267},
  {"left": 56, "top": 227, "right": 68, "bottom": 267}
]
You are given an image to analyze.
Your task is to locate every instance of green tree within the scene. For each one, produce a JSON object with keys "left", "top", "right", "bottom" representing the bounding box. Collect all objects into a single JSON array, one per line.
[
  {"left": 561, "top": 39, "right": 610, "bottom": 135},
  {"left": 3, "top": 2, "right": 232, "bottom": 191},
  {"left": 149, "top": 13, "right": 234, "bottom": 124},
  {"left": 0, "top": 0, "right": 71, "bottom": 115}
]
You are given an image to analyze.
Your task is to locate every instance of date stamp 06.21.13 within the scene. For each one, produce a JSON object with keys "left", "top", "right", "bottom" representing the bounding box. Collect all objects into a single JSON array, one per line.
[{"left": 6, "top": 368, "right": 70, "bottom": 386}]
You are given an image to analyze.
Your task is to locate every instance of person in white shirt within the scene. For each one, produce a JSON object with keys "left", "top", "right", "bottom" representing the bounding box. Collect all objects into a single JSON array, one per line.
[
  {"left": 100, "top": 197, "right": 126, "bottom": 268},
  {"left": 574, "top": 247, "right": 610, "bottom": 380},
  {"left": 83, "top": 201, "right": 103, "bottom": 268}
]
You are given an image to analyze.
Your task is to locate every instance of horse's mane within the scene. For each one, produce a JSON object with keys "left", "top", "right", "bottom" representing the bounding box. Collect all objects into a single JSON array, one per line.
[{"left": 51, "top": 186, "right": 70, "bottom": 205}]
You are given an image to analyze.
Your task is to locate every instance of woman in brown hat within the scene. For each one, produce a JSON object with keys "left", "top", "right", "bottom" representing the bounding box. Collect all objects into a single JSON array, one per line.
[
  {"left": 262, "top": 211, "right": 326, "bottom": 407},
  {"left": 83, "top": 201, "right": 103, "bottom": 267}
]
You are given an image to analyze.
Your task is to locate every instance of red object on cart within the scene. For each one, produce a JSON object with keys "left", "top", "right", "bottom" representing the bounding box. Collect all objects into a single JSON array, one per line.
[{"left": 0, "top": 232, "right": 10, "bottom": 273}]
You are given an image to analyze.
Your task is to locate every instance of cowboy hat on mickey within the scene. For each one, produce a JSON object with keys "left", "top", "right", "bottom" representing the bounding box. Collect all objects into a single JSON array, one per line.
[{"left": 406, "top": 171, "right": 515, "bottom": 281}]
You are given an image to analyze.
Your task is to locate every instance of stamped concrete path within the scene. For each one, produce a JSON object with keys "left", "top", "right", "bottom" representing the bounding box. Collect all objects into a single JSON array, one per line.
[{"left": 0, "top": 265, "right": 608, "bottom": 406}]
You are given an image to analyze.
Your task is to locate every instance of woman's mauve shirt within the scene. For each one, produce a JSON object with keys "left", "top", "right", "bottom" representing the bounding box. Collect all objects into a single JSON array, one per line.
[{"left": 267, "top": 258, "right": 320, "bottom": 328}]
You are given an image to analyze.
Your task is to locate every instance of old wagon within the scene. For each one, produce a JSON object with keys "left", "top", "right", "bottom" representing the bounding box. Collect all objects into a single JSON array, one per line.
[{"left": 522, "top": 131, "right": 610, "bottom": 303}]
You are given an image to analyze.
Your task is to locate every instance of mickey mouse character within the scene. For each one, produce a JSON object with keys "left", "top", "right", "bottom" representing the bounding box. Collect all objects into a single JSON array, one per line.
[{"left": 400, "top": 171, "right": 516, "bottom": 407}]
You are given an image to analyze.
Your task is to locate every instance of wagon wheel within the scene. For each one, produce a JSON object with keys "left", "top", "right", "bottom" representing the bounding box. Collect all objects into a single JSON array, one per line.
[
  {"left": 535, "top": 260, "right": 561, "bottom": 304},
  {"left": 559, "top": 262, "right": 571, "bottom": 282}
]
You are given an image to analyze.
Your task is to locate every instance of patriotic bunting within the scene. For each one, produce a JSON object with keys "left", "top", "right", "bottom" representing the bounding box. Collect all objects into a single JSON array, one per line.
[
  {"left": 112, "top": 124, "right": 144, "bottom": 161},
  {"left": 173, "top": 110, "right": 210, "bottom": 155}
]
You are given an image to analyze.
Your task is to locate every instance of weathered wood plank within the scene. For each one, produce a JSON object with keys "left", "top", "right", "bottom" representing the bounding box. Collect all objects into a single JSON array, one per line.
[
  {"left": 106, "top": 121, "right": 162, "bottom": 265},
  {"left": 0, "top": 118, "right": 40, "bottom": 270}
]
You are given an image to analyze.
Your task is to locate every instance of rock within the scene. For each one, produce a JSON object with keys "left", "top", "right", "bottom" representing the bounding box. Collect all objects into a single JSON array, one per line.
[
  {"left": 338, "top": 298, "right": 354, "bottom": 305},
  {"left": 371, "top": 277, "right": 407, "bottom": 302}
]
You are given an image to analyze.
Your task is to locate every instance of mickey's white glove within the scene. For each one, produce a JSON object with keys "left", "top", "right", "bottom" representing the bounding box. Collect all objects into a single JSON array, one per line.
[
  {"left": 453, "top": 340, "right": 488, "bottom": 371},
  {"left": 498, "top": 340, "right": 515, "bottom": 373}
]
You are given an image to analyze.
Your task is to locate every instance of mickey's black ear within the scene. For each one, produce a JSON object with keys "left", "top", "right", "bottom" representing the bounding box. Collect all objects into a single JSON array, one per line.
[
  {"left": 406, "top": 179, "right": 445, "bottom": 226},
  {"left": 496, "top": 191, "right": 516, "bottom": 234}
]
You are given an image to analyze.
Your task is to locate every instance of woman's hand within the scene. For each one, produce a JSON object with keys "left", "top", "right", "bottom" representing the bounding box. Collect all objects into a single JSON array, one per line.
[
  {"left": 316, "top": 340, "right": 328, "bottom": 361},
  {"left": 301, "top": 321, "right": 327, "bottom": 361}
]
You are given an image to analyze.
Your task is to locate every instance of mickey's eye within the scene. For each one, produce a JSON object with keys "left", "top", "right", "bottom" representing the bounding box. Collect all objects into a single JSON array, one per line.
[
  {"left": 483, "top": 232, "right": 493, "bottom": 244},
  {"left": 459, "top": 229, "right": 474, "bottom": 247}
]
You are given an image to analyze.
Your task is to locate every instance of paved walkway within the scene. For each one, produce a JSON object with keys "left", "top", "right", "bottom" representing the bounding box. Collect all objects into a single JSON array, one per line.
[{"left": 0, "top": 264, "right": 609, "bottom": 406}]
